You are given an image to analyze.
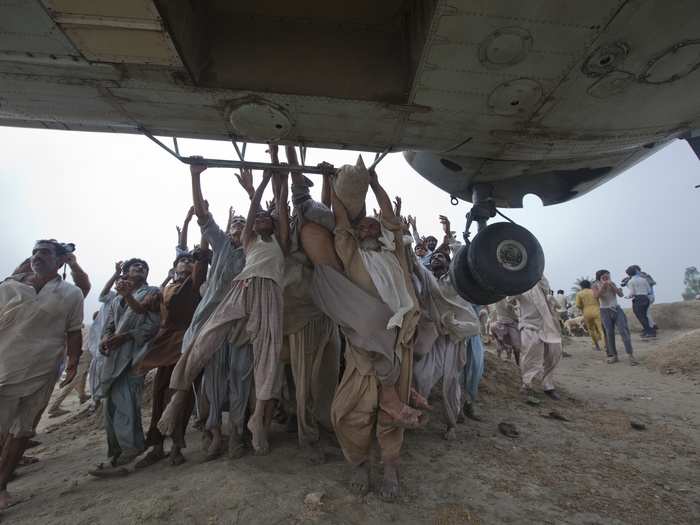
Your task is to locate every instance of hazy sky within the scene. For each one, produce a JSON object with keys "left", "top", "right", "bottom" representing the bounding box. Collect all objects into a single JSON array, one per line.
[{"left": 1, "top": 126, "right": 698, "bottom": 316}]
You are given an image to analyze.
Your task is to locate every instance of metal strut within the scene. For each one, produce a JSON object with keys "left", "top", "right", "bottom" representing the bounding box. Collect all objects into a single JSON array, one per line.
[
  {"left": 463, "top": 183, "right": 497, "bottom": 242},
  {"left": 140, "top": 127, "right": 332, "bottom": 174}
]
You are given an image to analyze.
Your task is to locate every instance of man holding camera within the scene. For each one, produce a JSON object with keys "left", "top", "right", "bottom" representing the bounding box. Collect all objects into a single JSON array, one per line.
[{"left": 0, "top": 240, "right": 85, "bottom": 509}]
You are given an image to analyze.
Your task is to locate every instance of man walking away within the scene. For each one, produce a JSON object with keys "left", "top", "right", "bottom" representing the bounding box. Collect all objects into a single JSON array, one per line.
[{"left": 625, "top": 266, "right": 656, "bottom": 338}]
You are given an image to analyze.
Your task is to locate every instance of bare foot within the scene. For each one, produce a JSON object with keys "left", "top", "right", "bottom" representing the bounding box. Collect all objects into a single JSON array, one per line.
[
  {"left": 205, "top": 434, "right": 223, "bottom": 461},
  {"left": 379, "top": 386, "right": 422, "bottom": 428},
  {"left": 443, "top": 427, "right": 457, "bottom": 441},
  {"left": 169, "top": 447, "right": 186, "bottom": 466},
  {"left": 247, "top": 416, "right": 270, "bottom": 456},
  {"left": 380, "top": 463, "right": 400, "bottom": 501},
  {"left": 228, "top": 432, "right": 245, "bottom": 460},
  {"left": 301, "top": 443, "right": 325, "bottom": 465},
  {"left": 0, "top": 489, "right": 12, "bottom": 510},
  {"left": 464, "top": 402, "right": 483, "bottom": 421},
  {"left": 200, "top": 431, "right": 212, "bottom": 452},
  {"left": 350, "top": 463, "right": 370, "bottom": 495}
]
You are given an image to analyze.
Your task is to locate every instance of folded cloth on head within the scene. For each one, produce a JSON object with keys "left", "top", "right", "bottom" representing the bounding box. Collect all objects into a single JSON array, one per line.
[{"left": 332, "top": 155, "right": 369, "bottom": 222}]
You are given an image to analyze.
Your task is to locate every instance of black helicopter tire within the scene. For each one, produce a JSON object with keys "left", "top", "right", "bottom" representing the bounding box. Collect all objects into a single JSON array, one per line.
[
  {"left": 449, "top": 244, "right": 505, "bottom": 306},
  {"left": 467, "top": 222, "right": 544, "bottom": 296}
]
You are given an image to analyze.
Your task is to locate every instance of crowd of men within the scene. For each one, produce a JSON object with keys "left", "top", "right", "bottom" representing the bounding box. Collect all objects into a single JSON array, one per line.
[{"left": 2, "top": 146, "right": 573, "bottom": 509}]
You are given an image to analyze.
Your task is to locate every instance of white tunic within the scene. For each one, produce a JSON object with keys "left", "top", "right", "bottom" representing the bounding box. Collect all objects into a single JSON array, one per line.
[
  {"left": 235, "top": 234, "right": 285, "bottom": 287},
  {"left": 0, "top": 275, "right": 84, "bottom": 394}
]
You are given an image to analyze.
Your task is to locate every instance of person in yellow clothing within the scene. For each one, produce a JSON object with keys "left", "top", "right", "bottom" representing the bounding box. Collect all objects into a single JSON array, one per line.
[{"left": 575, "top": 280, "right": 605, "bottom": 352}]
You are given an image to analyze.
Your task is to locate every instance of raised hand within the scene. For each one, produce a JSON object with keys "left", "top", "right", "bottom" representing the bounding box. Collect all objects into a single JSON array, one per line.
[
  {"left": 235, "top": 167, "right": 254, "bottom": 197},
  {"left": 185, "top": 205, "right": 195, "bottom": 221},
  {"left": 115, "top": 279, "right": 134, "bottom": 297},
  {"left": 393, "top": 196, "right": 402, "bottom": 217},
  {"left": 189, "top": 156, "right": 207, "bottom": 176},
  {"left": 317, "top": 161, "right": 335, "bottom": 177},
  {"left": 261, "top": 168, "right": 273, "bottom": 184},
  {"left": 114, "top": 260, "right": 124, "bottom": 275},
  {"left": 407, "top": 215, "right": 417, "bottom": 228},
  {"left": 439, "top": 215, "right": 452, "bottom": 236},
  {"left": 368, "top": 166, "right": 378, "bottom": 184}
]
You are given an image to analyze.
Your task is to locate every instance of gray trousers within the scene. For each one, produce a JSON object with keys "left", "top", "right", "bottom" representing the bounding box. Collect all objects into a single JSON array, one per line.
[
  {"left": 105, "top": 371, "right": 145, "bottom": 460},
  {"left": 202, "top": 342, "right": 253, "bottom": 435},
  {"left": 600, "top": 306, "right": 634, "bottom": 357}
]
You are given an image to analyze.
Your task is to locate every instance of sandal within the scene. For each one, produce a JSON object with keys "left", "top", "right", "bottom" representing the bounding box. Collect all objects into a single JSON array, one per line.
[
  {"left": 134, "top": 449, "right": 166, "bottom": 469},
  {"left": 113, "top": 448, "right": 144, "bottom": 467},
  {"left": 498, "top": 422, "right": 519, "bottom": 438},
  {"left": 88, "top": 462, "right": 129, "bottom": 478}
]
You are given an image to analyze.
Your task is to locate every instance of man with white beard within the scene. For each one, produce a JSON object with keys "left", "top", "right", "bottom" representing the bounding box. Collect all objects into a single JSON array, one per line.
[{"left": 311, "top": 161, "right": 422, "bottom": 500}]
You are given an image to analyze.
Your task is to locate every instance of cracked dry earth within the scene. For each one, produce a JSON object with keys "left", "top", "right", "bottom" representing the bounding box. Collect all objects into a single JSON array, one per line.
[{"left": 4, "top": 330, "right": 700, "bottom": 524}]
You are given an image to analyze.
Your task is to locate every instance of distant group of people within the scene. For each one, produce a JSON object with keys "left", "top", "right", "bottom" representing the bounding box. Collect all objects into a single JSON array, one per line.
[
  {"left": 489, "top": 266, "right": 659, "bottom": 380},
  {"left": 550, "top": 267, "right": 657, "bottom": 365}
]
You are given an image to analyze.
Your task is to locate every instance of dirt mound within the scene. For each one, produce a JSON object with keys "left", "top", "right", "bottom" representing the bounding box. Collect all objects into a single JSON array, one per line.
[
  {"left": 625, "top": 300, "right": 700, "bottom": 332},
  {"left": 646, "top": 329, "right": 700, "bottom": 378},
  {"left": 480, "top": 351, "right": 522, "bottom": 399}
]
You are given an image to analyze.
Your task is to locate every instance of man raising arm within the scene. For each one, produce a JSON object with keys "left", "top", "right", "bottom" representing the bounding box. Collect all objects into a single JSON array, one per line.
[{"left": 0, "top": 240, "right": 84, "bottom": 509}]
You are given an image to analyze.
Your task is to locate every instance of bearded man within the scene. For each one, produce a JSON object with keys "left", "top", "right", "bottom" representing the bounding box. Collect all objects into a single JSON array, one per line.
[{"left": 310, "top": 161, "right": 422, "bottom": 500}]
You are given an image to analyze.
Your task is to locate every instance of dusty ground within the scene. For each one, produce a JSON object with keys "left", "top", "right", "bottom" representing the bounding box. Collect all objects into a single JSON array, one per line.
[{"left": 4, "top": 325, "right": 700, "bottom": 524}]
